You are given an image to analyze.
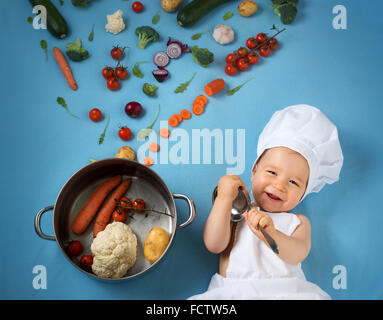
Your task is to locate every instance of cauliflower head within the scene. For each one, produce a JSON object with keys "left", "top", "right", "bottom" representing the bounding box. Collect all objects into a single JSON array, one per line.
[
  {"left": 105, "top": 10, "right": 126, "bottom": 35},
  {"left": 91, "top": 222, "right": 137, "bottom": 279}
]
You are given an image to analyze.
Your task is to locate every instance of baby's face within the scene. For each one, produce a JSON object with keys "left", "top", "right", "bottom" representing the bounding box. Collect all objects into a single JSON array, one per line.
[{"left": 251, "top": 147, "right": 309, "bottom": 213}]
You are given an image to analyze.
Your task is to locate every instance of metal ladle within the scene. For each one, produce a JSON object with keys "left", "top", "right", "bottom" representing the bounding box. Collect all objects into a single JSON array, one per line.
[{"left": 212, "top": 186, "right": 279, "bottom": 255}]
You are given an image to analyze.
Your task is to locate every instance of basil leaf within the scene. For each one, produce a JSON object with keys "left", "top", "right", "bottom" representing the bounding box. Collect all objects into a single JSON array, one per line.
[
  {"left": 223, "top": 11, "right": 233, "bottom": 20},
  {"left": 152, "top": 11, "right": 159, "bottom": 25}
]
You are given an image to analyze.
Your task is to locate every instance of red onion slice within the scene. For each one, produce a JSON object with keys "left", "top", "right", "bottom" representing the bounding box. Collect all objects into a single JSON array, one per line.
[
  {"left": 152, "top": 68, "right": 169, "bottom": 82},
  {"left": 153, "top": 51, "right": 170, "bottom": 68},
  {"left": 166, "top": 43, "right": 182, "bottom": 59}
]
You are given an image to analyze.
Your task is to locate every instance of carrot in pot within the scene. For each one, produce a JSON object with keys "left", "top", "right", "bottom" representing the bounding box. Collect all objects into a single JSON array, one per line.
[
  {"left": 180, "top": 109, "right": 191, "bottom": 119},
  {"left": 53, "top": 47, "right": 77, "bottom": 90},
  {"left": 204, "top": 79, "right": 225, "bottom": 96},
  {"left": 93, "top": 179, "right": 132, "bottom": 237},
  {"left": 71, "top": 175, "right": 122, "bottom": 235},
  {"left": 159, "top": 128, "right": 170, "bottom": 138}
]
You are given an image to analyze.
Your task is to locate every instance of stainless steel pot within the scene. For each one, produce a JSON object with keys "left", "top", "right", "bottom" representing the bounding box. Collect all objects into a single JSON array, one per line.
[{"left": 34, "top": 158, "right": 196, "bottom": 280}]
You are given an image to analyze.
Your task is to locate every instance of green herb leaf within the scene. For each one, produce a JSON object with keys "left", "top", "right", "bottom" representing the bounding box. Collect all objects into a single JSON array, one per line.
[
  {"left": 27, "top": 17, "right": 33, "bottom": 24},
  {"left": 152, "top": 11, "right": 160, "bottom": 25},
  {"left": 88, "top": 24, "right": 95, "bottom": 41},
  {"left": 226, "top": 78, "right": 253, "bottom": 96},
  {"left": 223, "top": 11, "right": 233, "bottom": 20},
  {"left": 191, "top": 30, "right": 208, "bottom": 40},
  {"left": 99, "top": 114, "right": 110, "bottom": 145},
  {"left": 137, "top": 104, "right": 160, "bottom": 141},
  {"left": 132, "top": 61, "right": 150, "bottom": 78},
  {"left": 174, "top": 72, "right": 196, "bottom": 93},
  {"left": 56, "top": 97, "right": 80, "bottom": 118},
  {"left": 59, "top": 0, "right": 64, "bottom": 5},
  {"left": 40, "top": 40, "right": 48, "bottom": 61}
]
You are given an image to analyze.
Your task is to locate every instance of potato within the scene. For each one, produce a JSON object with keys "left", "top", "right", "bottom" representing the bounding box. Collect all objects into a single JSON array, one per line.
[
  {"left": 161, "top": 0, "right": 183, "bottom": 13},
  {"left": 115, "top": 146, "right": 135, "bottom": 160},
  {"left": 144, "top": 227, "right": 170, "bottom": 264},
  {"left": 238, "top": 0, "right": 258, "bottom": 17}
]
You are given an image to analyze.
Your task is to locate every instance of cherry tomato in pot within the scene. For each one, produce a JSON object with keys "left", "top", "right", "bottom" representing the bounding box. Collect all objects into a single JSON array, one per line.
[
  {"left": 237, "top": 47, "right": 248, "bottom": 57},
  {"left": 80, "top": 254, "right": 93, "bottom": 266},
  {"left": 115, "top": 66, "right": 128, "bottom": 80},
  {"left": 68, "top": 240, "right": 83, "bottom": 256},
  {"left": 132, "top": 1, "right": 143, "bottom": 13},
  {"left": 118, "top": 126, "right": 132, "bottom": 141},
  {"left": 247, "top": 52, "right": 259, "bottom": 65},
  {"left": 102, "top": 66, "right": 114, "bottom": 79},
  {"left": 246, "top": 37, "right": 257, "bottom": 50},
  {"left": 89, "top": 108, "right": 102, "bottom": 122},
  {"left": 226, "top": 53, "right": 237, "bottom": 64},
  {"left": 107, "top": 77, "right": 120, "bottom": 91},
  {"left": 259, "top": 45, "right": 271, "bottom": 57},
  {"left": 237, "top": 58, "right": 249, "bottom": 71},
  {"left": 119, "top": 197, "right": 132, "bottom": 211},
  {"left": 111, "top": 46, "right": 124, "bottom": 61},
  {"left": 112, "top": 208, "right": 127, "bottom": 222},
  {"left": 225, "top": 63, "right": 238, "bottom": 76},
  {"left": 132, "top": 198, "right": 146, "bottom": 213},
  {"left": 256, "top": 33, "right": 268, "bottom": 44}
]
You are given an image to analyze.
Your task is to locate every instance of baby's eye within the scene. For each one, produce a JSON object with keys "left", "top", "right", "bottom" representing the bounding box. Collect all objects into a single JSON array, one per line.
[
  {"left": 289, "top": 180, "right": 299, "bottom": 187},
  {"left": 267, "top": 170, "right": 276, "bottom": 175}
]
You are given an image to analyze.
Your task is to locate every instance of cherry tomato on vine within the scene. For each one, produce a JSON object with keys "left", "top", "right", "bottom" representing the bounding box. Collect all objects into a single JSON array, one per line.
[
  {"left": 119, "top": 197, "right": 132, "bottom": 211},
  {"left": 247, "top": 52, "right": 259, "bottom": 65},
  {"left": 237, "top": 47, "right": 248, "bottom": 57},
  {"left": 246, "top": 37, "right": 257, "bottom": 50},
  {"left": 107, "top": 77, "right": 120, "bottom": 90},
  {"left": 68, "top": 241, "right": 83, "bottom": 256},
  {"left": 112, "top": 208, "right": 127, "bottom": 222},
  {"left": 132, "top": 198, "right": 146, "bottom": 212},
  {"left": 80, "top": 254, "right": 93, "bottom": 266},
  {"left": 118, "top": 127, "right": 132, "bottom": 141},
  {"left": 102, "top": 66, "right": 114, "bottom": 79},
  {"left": 259, "top": 45, "right": 271, "bottom": 57},
  {"left": 268, "top": 38, "right": 279, "bottom": 50},
  {"left": 111, "top": 46, "right": 124, "bottom": 60},
  {"left": 132, "top": 1, "right": 144, "bottom": 13},
  {"left": 226, "top": 53, "right": 238, "bottom": 64},
  {"left": 256, "top": 32, "right": 268, "bottom": 44},
  {"left": 115, "top": 66, "right": 128, "bottom": 80},
  {"left": 89, "top": 108, "right": 102, "bottom": 122},
  {"left": 237, "top": 58, "right": 249, "bottom": 71},
  {"left": 225, "top": 63, "right": 238, "bottom": 76}
]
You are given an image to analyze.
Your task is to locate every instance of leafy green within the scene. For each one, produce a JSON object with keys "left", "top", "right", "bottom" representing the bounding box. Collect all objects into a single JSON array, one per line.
[
  {"left": 226, "top": 78, "right": 253, "bottom": 96},
  {"left": 191, "top": 30, "right": 208, "bottom": 40},
  {"left": 71, "top": 0, "right": 91, "bottom": 8},
  {"left": 59, "top": 0, "right": 64, "bottom": 5},
  {"left": 99, "top": 114, "right": 110, "bottom": 145},
  {"left": 191, "top": 46, "right": 214, "bottom": 68},
  {"left": 152, "top": 11, "right": 160, "bottom": 24},
  {"left": 143, "top": 83, "right": 158, "bottom": 97},
  {"left": 40, "top": 40, "right": 48, "bottom": 61},
  {"left": 132, "top": 61, "right": 150, "bottom": 78},
  {"left": 271, "top": 0, "right": 298, "bottom": 24},
  {"left": 174, "top": 72, "right": 196, "bottom": 93},
  {"left": 223, "top": 11, "right": 233, "bottom": 20},
  {"left": 66, "top": 38, "right": 89, "bottom": 61},
  {"left": 56, "top": 97, "right": 80, "bottom": 118},
  {"left": 137, "top": 104, "right": 160, "bottom": 141},
  {"left": 88, "top": 24, "right": 95, "bottom": 41}
]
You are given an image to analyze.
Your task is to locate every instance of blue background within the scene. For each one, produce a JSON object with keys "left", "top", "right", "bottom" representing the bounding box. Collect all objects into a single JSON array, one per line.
[{"left": 1, "top": 0, "right": 382, "bottom": 300}]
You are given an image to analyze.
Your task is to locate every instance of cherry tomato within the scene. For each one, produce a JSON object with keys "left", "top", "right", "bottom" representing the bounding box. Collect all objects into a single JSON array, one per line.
[
  {"left": 89, "top": 108, "right": 102, "bottom": 122},
  {"left": 68, "top": 241, "right": 83, "bottom": 256},
  {"left": 111, "top": 46, "right": 123, "bottom": 60},
  {"left": 80, "top": 254, "right": 93, "bottom": 266},
  {"left": 256, "top": 32, "right": 268, "bottom": 44},
  {"left": 226, "top": 53, "right": 238, "bottom": 64},
  {"left": 132, "top": 1, "right": 143, "bottom": 13},
  {"left": 132, "top": 198, "right": 146, "bottom": 213},
  {"left": 246, "top": 37, "right": 257, "bottom": 50},
  {"left": 119, "top": 197, "right": 132, "bottom": 211},
  {"left": 118, "top": 127, "right": 132, "bottom": 141},
  {"left": 225, "top": 63, "right": 238, "bottom": 76},
  {"left": 237, "top": 58, "right": 249, "bottom": 71},
  {"left": 115, "top": 66, "right": 128, "bottom": 80},
  {"left": 268, "top": 38, "right": 279, "bottom": 50},
  {"left": 102, "top": 66, "right": 114, "bottom": 79},
  {"left": 237, "top": 47, "right": 248, "bottom": 57},
  {"left": 259, "top": 45, "right": 271, "bottom": 57},
  {"left": 107, "top": 77, "right": 120, "bottom": 91},
  {"left": 247, "top": 52, "right": 259, "bottom": 65},
  {"left": 112, "top": 208, "right": 127, "bottom": 222}
]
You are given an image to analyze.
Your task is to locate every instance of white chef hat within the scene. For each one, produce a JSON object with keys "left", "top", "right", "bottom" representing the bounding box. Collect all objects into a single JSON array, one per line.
[{"left": 252, "top": 104, "right": 343, "bottom": 201}]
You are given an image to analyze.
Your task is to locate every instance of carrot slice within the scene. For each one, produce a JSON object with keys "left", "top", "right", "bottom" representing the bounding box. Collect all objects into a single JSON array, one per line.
[
  {"left": 180, "top": 109, "right": 191, "bottom": 120},
  {"left": 192, "top": 104, "right": 204, "bottom": 116},
  {"left": 168, "top": 116, "right": 179, "bottom": 127},
  {"left": 196, "top": 94, "right": 208, "bottom": 104},
  {"left": 193, "top": 100, "right": 205, "bottom": 110},
  {"left": 144, "top": 157, "right": 154, "bottom": 166},
  {"left": 159, "top": 128, "right": 170, "bottom": 138},
  {"left": 174, "top": 113, "right": 183, "bottom": 123},
  {"left": 149, "top": 142, "right": 160, "bottom": 152}
]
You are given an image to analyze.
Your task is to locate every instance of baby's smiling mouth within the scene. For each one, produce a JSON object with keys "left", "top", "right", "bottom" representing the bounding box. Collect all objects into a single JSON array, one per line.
[{"left": 266, "top": 192, "right": 282, "bottom": 201}]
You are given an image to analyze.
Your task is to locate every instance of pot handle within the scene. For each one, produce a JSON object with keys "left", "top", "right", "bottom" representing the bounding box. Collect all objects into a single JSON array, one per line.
[
  {"left": 173, "top": 194, "right": 196, "bottom": 230},
  {"left": 34, "top": 206, "right": 56, "bottom": 241}
]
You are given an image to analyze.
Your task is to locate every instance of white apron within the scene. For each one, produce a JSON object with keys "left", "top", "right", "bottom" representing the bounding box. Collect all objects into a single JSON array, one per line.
[{"left": 188, "top": 212, "right": 331, "bottom": 300}]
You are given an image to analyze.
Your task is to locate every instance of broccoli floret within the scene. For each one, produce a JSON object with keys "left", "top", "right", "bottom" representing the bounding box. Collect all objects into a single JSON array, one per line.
[
  {"left": 66, "top": 38, "right": 89, "bottom": 61},
  {"left": 71, "top": 0, "right": 91, "bottom": 7},
  {"left": 191, "top": 46, "right": 214, "bottom": 68},
  {"left": 142, "top": 83, "right": 158, "bottom": 97},
  {"left": 135, "top": 26, "right": 160, "bottom": 49},
  {"left": 271, "top": 0, "right": 298, "bottom": 24}
]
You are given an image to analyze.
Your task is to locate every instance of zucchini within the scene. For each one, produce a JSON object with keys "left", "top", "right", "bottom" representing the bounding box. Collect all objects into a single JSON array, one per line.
[
  {"left": 29, "top": 0, "right": 68, "bottom": 39},
  {"left": 177, "top": 0, "right": 233, "bottom": 27}
]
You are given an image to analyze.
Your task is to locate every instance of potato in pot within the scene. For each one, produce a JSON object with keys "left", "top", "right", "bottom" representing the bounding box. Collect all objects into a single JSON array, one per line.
[
  {"left": 144, "top": 227, "right": 170, "bottom": 264},
  {"left": 161, "top": 0, "right": 183, "bottom": 13}
]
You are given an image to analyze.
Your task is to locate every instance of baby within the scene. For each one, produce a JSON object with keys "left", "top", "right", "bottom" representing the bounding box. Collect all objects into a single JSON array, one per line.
[{"left": 188, "top": 104, "right": 343, "bottom": 300}]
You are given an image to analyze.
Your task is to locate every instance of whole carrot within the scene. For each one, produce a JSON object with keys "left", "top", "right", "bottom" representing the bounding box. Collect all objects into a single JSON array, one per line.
[
  {"left": 204, "top": 79, "right": 225, "bottom": 96},
  {"left": 53, "top": 46, "right": 77, "bottom": 90},
  {"left": 93, "top": 179, "right": 132, "bottom": 237},
  {"left": 71, "top": 176, "right": 122, "bottom": 234}
]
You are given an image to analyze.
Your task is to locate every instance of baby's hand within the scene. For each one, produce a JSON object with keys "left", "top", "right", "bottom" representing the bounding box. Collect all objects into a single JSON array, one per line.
[
  {"left": 217, "top": 175, "right": 246, "bottom": 203},
  {"left": 244, "top": 209, "right": 276, "bottom": 242}
]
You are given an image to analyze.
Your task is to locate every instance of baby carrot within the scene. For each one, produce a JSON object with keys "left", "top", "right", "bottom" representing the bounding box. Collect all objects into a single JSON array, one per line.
[
  {"left": 149, "top": 142, "right": 160, "bottom": 152},
  {"left": 53, "top": 47, "right": 77, "bottom": 90},
  {"left": 204, "top": 79, "right": 225, "bottom": 96},
  {"left": 180, "top": 109, "right": 191, "bottom": 119},
  {"left": 144, "top": 156, "right": 154, "bottom": 166},
  {"left": 192, "top": 104, "right": 204, "bottom": 116},
  {"left": 159, "top": 128, "right": 170, "bottom": 138}
]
